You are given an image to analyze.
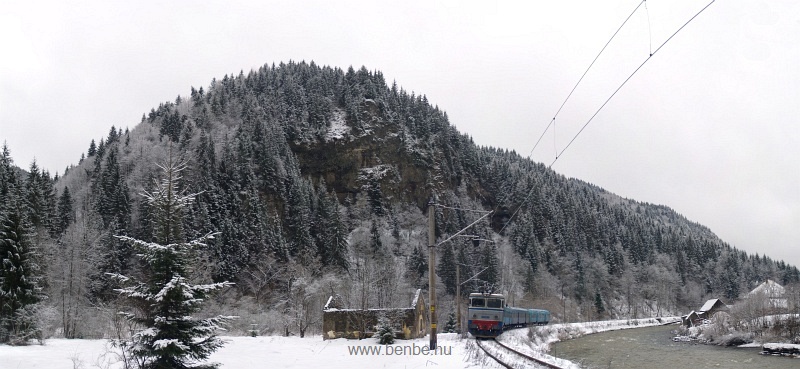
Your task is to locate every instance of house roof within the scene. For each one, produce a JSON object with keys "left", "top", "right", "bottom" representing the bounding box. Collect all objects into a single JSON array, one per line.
[
  {"left": 410, "top": 289, "right": 422, "bottom": 308},
  {"left": 699, "top": 299, "right": 725, "bottom": 312},
  {"left": 748, "top": 279, "right": 785, "bottom": 297},
  {"left": 324, "top": 289, "right": 423, "bottom": 311}
]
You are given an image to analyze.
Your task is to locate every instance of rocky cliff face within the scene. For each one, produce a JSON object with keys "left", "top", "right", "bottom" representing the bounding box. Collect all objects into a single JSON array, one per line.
[{"left": 293, "top": 98, "right": 440, "bottom": 211}]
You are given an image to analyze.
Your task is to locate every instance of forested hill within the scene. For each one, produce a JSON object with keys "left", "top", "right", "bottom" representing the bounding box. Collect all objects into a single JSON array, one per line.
[{"left": 2, "top": 61, "right": 798, "bottom": 337}]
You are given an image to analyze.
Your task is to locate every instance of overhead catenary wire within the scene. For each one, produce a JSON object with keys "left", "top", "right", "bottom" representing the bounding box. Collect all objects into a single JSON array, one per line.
[
  {"left": 436, "top": 210, "right": 494, "bottom": 247},
  {"left": 549, "top": 0, "right": 716, "bottom": 168},
  {"left": 434, "top": 203, "right": 493, "bottom": 214},
  {"left": 504, "top": 0, "right": 650, "bottom": 233},
  {"left": 501, "top": 0, "right": 716, "bottom": 235},
  {"left": 645, "top": 0, "right": 653, "bottom": 55},
  {"left": 503, "top": 1, "right": 646, "bottom": 228},
  {"left": 528, "top": 0, "right": 648, "bottom": 159}
]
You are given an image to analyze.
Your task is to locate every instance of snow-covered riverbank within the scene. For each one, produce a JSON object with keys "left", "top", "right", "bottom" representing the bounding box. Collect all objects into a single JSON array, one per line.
[{"left": 495, "top": 316, "right": 682, "bottom": 368}]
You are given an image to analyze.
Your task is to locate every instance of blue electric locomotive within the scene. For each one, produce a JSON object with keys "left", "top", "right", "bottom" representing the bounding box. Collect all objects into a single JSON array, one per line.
[{"left": 467, "top": 292, "right": 550, "bottom": 338}]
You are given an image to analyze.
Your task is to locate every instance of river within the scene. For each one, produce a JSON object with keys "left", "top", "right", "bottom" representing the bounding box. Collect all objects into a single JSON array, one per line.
[{"left": 551, "top": 324, "right": 797, "bottom": 368}]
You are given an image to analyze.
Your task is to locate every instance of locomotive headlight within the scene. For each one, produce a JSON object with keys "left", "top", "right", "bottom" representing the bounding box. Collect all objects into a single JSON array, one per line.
[
  {"left": 472, "top": 314, "right": 476, "bottom": 318},
  {"left": 494, "top": 315, "right": 498, "bottom": 319}
]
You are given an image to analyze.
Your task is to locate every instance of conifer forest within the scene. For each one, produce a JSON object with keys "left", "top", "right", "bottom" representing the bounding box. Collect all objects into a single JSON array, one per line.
[{"left": 2, "top": 61, "right": 798, "bottom": 345}]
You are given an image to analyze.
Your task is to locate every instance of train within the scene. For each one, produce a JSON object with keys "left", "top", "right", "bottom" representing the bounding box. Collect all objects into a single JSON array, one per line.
[{"left": 467, "top": 292, "right": 550, "bottom": 338}]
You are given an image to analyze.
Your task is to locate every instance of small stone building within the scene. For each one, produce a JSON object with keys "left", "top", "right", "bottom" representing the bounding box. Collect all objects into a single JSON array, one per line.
[{"left": 322, "top": 289, "right": 428, "bottom": 340}]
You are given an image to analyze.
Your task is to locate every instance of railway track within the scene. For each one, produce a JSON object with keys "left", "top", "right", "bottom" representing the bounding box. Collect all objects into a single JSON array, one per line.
[{"left": 475, "top": 338, "right": 565, "bottom": 369}]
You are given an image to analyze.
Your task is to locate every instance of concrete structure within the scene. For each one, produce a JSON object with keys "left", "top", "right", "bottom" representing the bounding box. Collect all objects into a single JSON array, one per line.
[{"left": 322, "top": 289, "right": 428, "bottom": 340}]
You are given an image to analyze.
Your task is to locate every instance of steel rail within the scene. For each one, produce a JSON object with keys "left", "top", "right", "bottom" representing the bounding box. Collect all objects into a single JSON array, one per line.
[{"left": 476, "top": 338, "right": 565, "bottom": 369}]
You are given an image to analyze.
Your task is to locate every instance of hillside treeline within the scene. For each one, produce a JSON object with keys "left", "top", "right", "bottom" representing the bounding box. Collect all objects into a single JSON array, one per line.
[{"left": 1, "top": 61, "right": 798, "bottom": 341}]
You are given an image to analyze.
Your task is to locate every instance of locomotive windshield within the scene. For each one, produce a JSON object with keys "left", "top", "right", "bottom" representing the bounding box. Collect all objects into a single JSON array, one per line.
[{"left": 470, "top": 297, "right": 503, "bottom": 308}]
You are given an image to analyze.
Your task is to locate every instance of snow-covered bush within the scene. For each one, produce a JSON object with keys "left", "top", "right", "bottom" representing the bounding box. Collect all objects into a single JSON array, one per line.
[
  {"left": 375, "top": 317, "right": 395, "bottom": 345},
  {"left": 34, "top": 304, "right": 60, "bottom": 340},
  {"left": 716, "top": 332, "right": 754, "bottom": 346},
  {"left": 444, "top": 312, "right": 457, "bottom": 333}
]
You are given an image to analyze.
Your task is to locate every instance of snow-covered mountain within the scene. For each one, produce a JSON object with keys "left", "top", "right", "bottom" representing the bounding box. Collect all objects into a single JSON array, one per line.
[{"left": 1, "top": 61, "right": 797, "bottom": 342}]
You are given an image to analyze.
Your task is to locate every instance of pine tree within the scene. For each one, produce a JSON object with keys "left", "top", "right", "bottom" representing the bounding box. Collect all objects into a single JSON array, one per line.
[
  {"left": 407, "top": 245, "right": 427, "bottom": 288},
  {"left": 96, "top": 138, "right": 106, "bottom": 159},
  {"left": 721, "top": 252, "right": 741, "bottom": 300},
  {"left": 573, "top": 252, "right": 587, "bottom": 303},
  {"left": 365, "top": 175, "right": 385, "bottom": 217},
  {"left": 456, "top": 245, "right": 472, "bottom": 298},
  {"left": 160, "top": 109, "right": 185, "bottom": 143},
  {"left": 0, "top": 144, "right": 11, "bottom": 206},
  {"left": 107, "top": 125, "right": 119, "bottom": 145},
  {"left": 265, "top": 213, "right": 289, "bottom": 263},
  {"left": 97, "top": 147, "right": 130, "bottom": 231},
  {"left": 444, "top": 311, "right": 457, "bottom": 333},
  {"left": 594, "top": 291, "right": 605, "bottom": 317},
  {"left": 370, "top": 221, "right": 382, "bottom": 253},
  {"left": 481, "top": 244, "right": 499, "bottom": 289},
  {"left": 54, "top": 186, "right": 74, "bottom": 236},
  {"left": 38, "top": 169, "right": 58, "bottom": 236},
  {"left": 314, "top": 183, "right": 349, "bottom": 270},
  {"left": 375, "top": 317, "right": 394, "bottom": 345},
  {"left": 110, "top": 158, "right": 233, "bottom": 369},
  {"left": 437, "top": 246, "right": 457, "bottom": 295},
  {"left": 283, "top": 174, "right": 316, "bottom": 262},
  {"left": 24, "top": 161, "right": 46, "bottom": 230},
  {"left": 0, "top": 190, "right": 42, "bottom": 344},
  {"left": 88, "top": 139, "right": 97, "bottom": 157},
  {"left": 512, "top": 214, "right": 539, "bottom": 274}
]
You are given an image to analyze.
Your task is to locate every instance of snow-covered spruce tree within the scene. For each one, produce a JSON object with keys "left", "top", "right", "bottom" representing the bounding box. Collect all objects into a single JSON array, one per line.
[
  {"left": 436, "top": 246, "right": 456, "bottom": 295},
  {"left": 444, "top": 312, "right": 457, "bottom": 333},
  {"left": 0, "top": 147, "right": 44, "bottom": 345},
  {"left": 0, "top": 204, "right": 43, "bottom": 344},
  {"left": 110, "top": 158, "right": 233, "bottom": 369},
  {"left": 375, "top": 317, "right": 394, "bottom": 345}
]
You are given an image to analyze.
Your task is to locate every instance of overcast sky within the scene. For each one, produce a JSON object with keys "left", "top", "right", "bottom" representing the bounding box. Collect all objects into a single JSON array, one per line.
[{"left": 2, "top": 0, "right": 798, "bottom": 270}]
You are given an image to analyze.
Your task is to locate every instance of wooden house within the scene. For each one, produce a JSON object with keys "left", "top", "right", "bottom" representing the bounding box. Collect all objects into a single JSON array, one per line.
[
  {"left": 697, "top": 298, "right": 728, "bottom": 320},
  {"left": 681, "top": 311, "right": 703, "bottom": 327}
]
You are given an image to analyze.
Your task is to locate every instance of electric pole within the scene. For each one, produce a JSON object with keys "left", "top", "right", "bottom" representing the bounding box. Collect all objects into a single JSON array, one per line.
[
  {"left": 427, "top": 198, "right": 437, "bottom": 350},
  {"left": 455, "top": 251, "right": 461, "bottom": 333},
  {"left": 427, "top": 201, "right": 491, "bottom": 349}
]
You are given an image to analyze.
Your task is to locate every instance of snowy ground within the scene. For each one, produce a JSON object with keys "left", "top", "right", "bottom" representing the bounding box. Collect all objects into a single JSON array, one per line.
[
  {"left": 0, "top": 318, "right": 680, "bottom": 369},
  {"left": 0, "top": 333, "right": 480, "bottom": 369}
]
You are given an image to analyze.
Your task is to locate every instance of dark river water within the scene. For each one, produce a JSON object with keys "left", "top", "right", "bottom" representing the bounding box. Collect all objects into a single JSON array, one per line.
[{"left": 552, "top": 324, "right": 798, "bottom": 369}]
